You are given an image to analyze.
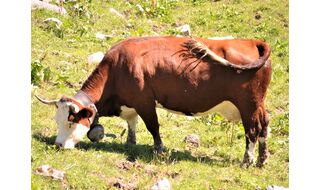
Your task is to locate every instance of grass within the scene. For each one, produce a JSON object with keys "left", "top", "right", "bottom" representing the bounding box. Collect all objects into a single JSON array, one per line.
[{"left": 31, "top": 0, "right": 289, "bottom": 189}]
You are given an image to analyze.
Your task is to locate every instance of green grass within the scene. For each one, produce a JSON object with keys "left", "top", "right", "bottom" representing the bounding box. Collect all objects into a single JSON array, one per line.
[{"left": 31, "top": 0, "right": 289, "bottom": 189}]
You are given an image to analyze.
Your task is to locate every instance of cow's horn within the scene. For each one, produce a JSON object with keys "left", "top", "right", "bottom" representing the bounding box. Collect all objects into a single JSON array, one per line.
[{"left": 35, "top": 94, "right": 59, "bottom": 105}]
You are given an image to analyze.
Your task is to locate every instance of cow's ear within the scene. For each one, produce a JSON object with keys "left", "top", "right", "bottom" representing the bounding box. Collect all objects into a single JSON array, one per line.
[{"left": 79, "top": 107, "right": 94, "bottom": 118}]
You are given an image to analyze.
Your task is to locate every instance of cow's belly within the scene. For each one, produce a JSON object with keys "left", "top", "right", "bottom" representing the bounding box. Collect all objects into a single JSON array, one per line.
[{"left": 156, "top": 101, "right": 241, "bottom": 122}]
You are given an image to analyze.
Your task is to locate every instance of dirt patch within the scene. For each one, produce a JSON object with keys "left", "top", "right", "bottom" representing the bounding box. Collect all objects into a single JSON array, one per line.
[
  {"left": 144, "top": 165, "right": 158, "bottom": 176},
  {"left": 116, "top": 160, "right": 143, "bottom": 171},
  {"left": 107, "top": 176, "right": 138, "bottom": 190},
  {"left": 165, "top": 171, "right": 180, "bottom": 179}
]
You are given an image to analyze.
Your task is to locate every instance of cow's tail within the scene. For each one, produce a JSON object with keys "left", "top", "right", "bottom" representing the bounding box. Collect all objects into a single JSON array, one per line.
[{"left": 183, "top": 39, "right": 271, "bottom": 71}]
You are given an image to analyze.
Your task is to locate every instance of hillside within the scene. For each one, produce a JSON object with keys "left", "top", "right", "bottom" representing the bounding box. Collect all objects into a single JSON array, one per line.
[{"left": 31, "top": 0, "right": 289, "bottom": 189}]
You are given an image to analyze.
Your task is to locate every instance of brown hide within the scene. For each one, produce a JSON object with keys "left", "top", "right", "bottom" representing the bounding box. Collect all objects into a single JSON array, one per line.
[
  {"left": 80, "top": 36, "right": 272, "bottom": 167},
  {"left": 82, "top": 36, "right": 271, "bottom": 115}
]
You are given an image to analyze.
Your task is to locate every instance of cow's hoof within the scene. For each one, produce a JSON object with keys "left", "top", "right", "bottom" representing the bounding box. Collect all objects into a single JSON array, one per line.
[
  {"left": 240, "top": 162, "right": 252, "bottom": 168},
  {"left": 125, "top": 139, "right": 136, "bottom": 145},
  {"left": 154, "top": 144, "right": 165, "bottom": 154},
  {"left": 256, "top": 161, "right": 264, "bottom": 168},
  {"left": 241, "top": 157, "right": 254, "bottom": 168},
  {"left": 256, "top": 154, "right": 269, "bottom": 167}
]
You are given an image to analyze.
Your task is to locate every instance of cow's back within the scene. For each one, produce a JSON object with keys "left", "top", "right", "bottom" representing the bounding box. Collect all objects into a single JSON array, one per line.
[{"left": 105, "top": 36, "right": 271, "bottom": 115}]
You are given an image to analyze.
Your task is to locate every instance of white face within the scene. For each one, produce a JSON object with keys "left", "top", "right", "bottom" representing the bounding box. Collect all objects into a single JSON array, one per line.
[{"left": 54, "top": 101, "right": 90, "bottom": 149}]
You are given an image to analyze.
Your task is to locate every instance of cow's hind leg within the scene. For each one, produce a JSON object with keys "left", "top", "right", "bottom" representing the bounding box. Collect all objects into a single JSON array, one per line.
[
  {"left": 256, "top": 104, "right": 270, "bottom": 167},
  {"left": 135, "top": 105, "right": 164, "bottom": 153},
  {"left": 240, "top": 103, "right": 269, "bottom": 168},
  {"left": 241, "top": 125, "right": 258, "bottom": 168},
  {"left": 238, "top": 103, "right": 262, "bottom": 168}
]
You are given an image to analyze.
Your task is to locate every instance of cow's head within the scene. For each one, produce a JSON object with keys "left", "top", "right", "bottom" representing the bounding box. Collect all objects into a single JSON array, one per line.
[{"left": 35, "top": 95, "right": 96, "bottom": 149}]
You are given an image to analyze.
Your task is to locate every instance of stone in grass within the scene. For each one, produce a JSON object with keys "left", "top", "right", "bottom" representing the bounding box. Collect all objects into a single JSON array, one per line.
[
  {"left": 151, "top": 177, "right": 171, "bottom": 190},
  {"left": 107, "top": 176, "right": 137, "bottom": 190},
  {"left": 95, "top": 32, "right": 112, "bottom": 40},
  {"left": 31, "top": 0, "right": 67, "bottom": 15},
  {"left": 266, "top": 185, "right": 289, "bottom": 190},
  {"left": 208, "top": 36, "right": 235, "bottom": 40},
  {"left": 44, "top": 18, "right": 63, "bottom": 29},
  {"left": 184, "top": 134, "right": 200, "bottom": 147},
  {"left": 87, "top": 52, "right": 105, "bottom": 65},
  {"left": 109, "top": 8, "right": 125, "bottom": 18},
  {"left": 35, "top": 165, "right": 65, "bottom": 180},
  {"left": 177, "top": 24, "right": 191, "bottom": 36}
]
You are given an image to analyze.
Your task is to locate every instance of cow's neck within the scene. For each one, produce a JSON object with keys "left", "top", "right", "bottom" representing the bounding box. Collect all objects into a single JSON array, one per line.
[{"left": 79, "top": 62, "right": 110, "bottom": 103}]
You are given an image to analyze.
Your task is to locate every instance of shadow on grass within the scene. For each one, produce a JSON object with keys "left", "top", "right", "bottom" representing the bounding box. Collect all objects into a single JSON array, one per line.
[{"left": 33, "top": 133, "right": 240, "bottom": 167}]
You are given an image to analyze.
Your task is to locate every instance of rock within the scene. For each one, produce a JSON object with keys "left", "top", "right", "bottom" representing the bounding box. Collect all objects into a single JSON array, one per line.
[
  {"left": 87, "top": 52, "right": 105, "bottom": 65},
  {"left": 266, "top": 185, "right": 289, "bottom": 190},
  {"left": 31, "top": 0, "right": 67, "bottom": 15},
  {"left": 184, "top": 134, "right": 200, "bottom": 147},
  {"left": 136, "top": 4, "right": 144, "bottom": 13},
  {"left": 109, "top": 8, "right": 125, "bottom": 18},
  {"left": 44, "top": 18, "right": 62, "bottom": 29},
  {"left": 116, "top": 160, "right": 133, "bottom": 171},
  {"left": 208, "top": 36, "right": 235, "bottom": 40},
  {"left": 95, "top": 32, "right": 112, "bottom": 40},
  {"left": 107, "top": 177, "right": 137, "bottom": 190},
  {"left": 177, "top": 24, "right": 191, "bottom": 36},
  {"left": 151, "top": 177, "right": 171, "bottom": 190},
  {"left": 35, "top": 165, "right": 65, "bottom": 180}
]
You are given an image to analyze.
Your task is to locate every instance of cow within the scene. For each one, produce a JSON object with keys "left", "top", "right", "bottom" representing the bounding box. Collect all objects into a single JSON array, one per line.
[{"left": 35, "top": 36, "right": 272, "bottom": 168}]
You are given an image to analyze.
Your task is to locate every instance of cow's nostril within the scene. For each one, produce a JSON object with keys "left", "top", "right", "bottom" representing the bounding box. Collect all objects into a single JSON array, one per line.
[{"left": 55, "top": 142, "right": 62, "bottom": 148}]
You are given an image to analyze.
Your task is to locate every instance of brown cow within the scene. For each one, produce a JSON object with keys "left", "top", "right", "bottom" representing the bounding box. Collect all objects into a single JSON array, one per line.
[{"left": 36, "top": 36, "right": 272, "bottom": 167}]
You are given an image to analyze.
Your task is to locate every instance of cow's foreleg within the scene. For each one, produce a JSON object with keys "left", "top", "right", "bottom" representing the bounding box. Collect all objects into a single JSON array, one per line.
[
  {"left": 136, "top": 106, "right": 164, "bottom": 153},
  {"left": 126, "top": 115, "right": 138, "bottom": 145}
]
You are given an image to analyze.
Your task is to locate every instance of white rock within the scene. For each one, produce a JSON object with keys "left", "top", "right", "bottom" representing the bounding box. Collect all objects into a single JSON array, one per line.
[
  {"left": 95, "top": 32, "right": 112, "bottom": 40},
  {"left": 109, "top": 8, "right": 125, "bottom": 18},
  {"left": 31, "top": 0, "right": 67, "bottom": 15},
  {"left": 151, "top": 177, "right": 170, "bottom": 190},
  {"left": 266, "top": 185, "right": 289, "bottom": 190},
  {"left": 44, "top": 17, "right": 62, "bottom": 28},
  {"left": 185, "top": 134, "right": 200, "bottom": 147},
  {"left": 87, "top": 52, "right": 105, "bottom": 65},
  {"left": 177, "top": 24, "right": 191, "bottom": 36},
  {"left": 208, "top": 36, "right": 235, "bottom": 40},
  {"left": 136, "top": 4, "right": 144, "bottom": 12},
  {"left": 35, "top": 165, "right": 65, "bottom": 180}
]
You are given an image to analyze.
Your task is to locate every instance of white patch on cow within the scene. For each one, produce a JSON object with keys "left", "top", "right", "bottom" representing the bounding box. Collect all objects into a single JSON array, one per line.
[
  {"left": 155, "top": 101, "right": 186, "bottom": 115},
  {"left": 193, "top": 101, "right": 241, "bottom": 122},
  {"left": 127, "top": 115, "right": 138, "bottom": 131},
  {"left": 54, "top": 101, "right": 89, "bottom": 149},
  {"left": 268, "top": 127, "right": 271, "bottom": 137},
  {"left": 247, "top": 141, "right": 256, "bottom": 162},
  {"left": 258, "top": 137, "right": 266, "bottom": 144},
  {"left": 208, "top": 36, "right": 235, "bottom": 40},
  {"left": 120, "top": 106, "right": 137, "bottom": 120},
  {"left": 119, "top": 106, "right": 138, "bottom": 144},
  {"left": 155, "top": 101, "right": 241, "bottom": 122}
]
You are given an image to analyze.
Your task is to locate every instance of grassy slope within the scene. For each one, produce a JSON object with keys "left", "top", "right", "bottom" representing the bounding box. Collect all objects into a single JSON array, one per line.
[{"left": 31, "top": 0, "right": 289, "bottom": 189}]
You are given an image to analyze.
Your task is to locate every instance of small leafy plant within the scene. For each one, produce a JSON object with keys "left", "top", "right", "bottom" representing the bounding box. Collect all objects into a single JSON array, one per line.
[{"left": 31, "top": 59, "right": 52, "bottom": 86}]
